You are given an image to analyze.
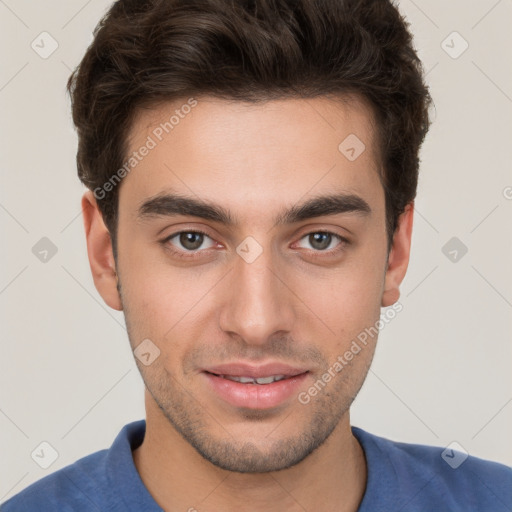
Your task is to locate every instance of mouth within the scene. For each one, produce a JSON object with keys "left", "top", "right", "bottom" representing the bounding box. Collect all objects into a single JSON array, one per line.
[
  {"left": 208, "top": 374, "right": 290, "bottom": 385},
  {"left": 201, "top": 363, "right": 310, "bottom": 409}
]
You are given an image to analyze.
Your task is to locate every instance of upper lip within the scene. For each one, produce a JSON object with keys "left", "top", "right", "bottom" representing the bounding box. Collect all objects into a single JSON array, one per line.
[{"left": 203, "top": 362, "right": 309, "bottom": 379}]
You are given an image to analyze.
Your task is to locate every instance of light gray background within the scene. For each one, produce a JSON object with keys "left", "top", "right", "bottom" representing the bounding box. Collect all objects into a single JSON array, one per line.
[{"left": 1, "top": 0, "right": 511, "bottom": 502}]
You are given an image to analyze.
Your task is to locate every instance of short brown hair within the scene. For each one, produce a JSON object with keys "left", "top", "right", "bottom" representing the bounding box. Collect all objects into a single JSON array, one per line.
[{"left": 67, "top": 0, "right": 433, "bottom": 258}]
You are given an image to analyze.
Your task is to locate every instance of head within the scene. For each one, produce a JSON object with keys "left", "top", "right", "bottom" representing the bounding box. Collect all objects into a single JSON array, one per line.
[{"left": 70, "top": 0, "right": 432, "bottom": 473}]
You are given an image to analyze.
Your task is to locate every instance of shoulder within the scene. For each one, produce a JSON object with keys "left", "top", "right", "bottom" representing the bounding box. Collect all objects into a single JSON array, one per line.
[
  {"left": 353, "top": 427, "right": 512, "bottom": 511},
  {"left": 0, "top": 449, "right": 112, "bottom": 512},
  {"left": 0, "top": 420, "right": 150, "bottom": 512}
]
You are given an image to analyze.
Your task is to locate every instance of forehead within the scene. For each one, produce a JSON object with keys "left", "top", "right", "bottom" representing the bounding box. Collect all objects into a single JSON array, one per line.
[{"left": 119, "top": 95, "right": 384, "bottom": 222}]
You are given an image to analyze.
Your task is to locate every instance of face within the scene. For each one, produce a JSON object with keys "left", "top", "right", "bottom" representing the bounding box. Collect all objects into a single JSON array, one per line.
[{"left": 85, "top": 95, "right": 411, "bottom": 473}]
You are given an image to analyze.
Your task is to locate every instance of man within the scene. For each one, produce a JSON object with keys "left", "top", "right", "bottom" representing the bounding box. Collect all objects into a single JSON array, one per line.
[{"left": 2, "top": 0, "right": 511, "bottom": 510}]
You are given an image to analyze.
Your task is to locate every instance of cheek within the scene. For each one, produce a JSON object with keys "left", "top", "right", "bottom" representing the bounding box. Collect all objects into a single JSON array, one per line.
[
  {"left": 119, "top": 259, "right": 215, "bottom": 370},
  {"left": 300, "top": 253, "right": 384, "bottom": 329},
  {"left": 298, "top": 267, "right": 384, "bottom": 374},
  {"left": 118, "top": 238, "right": 185, "bottom": 321}
]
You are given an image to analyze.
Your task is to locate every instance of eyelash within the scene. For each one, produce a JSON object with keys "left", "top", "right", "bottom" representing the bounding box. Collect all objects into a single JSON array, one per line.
[{"left": 160, "top": 229, "right": 350, "bottom": 260}]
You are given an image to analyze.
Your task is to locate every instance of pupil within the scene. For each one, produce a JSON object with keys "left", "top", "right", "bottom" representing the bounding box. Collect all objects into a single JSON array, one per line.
[
  {"left": 311, "top": 233, "right": 330, "bottom": 250},
  {"left": 181, "top": 232, "right": 203, "bottom": 250}
]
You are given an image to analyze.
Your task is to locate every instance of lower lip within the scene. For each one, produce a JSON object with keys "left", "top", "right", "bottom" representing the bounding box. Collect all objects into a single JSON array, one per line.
[{"left": 202, "top": 372, "right": 309, "bottom": 409}]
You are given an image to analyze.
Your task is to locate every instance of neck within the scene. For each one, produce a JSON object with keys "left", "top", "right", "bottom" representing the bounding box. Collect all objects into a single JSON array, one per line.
[{"left": 133, "top": 391, "right": 367, "bottom": 512}]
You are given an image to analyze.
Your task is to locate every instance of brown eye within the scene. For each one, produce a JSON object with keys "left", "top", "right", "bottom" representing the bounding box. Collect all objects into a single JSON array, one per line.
[
  {"left": 308, "top": 233, "right": 332, "bottom": 250},
  {"left": 162, "top": 230, "right": 216, "bottom": 256},
  {"left": 297, "top": 231, "right": 347, "bottom": 252},
  {"left": 178, "top": 232, "right": 205, "bottom": 251}
]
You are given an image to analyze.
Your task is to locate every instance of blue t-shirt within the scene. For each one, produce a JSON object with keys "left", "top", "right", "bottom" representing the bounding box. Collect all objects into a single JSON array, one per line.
[{"left": 1, "top": 419, "right": 511, "bottom": 511}]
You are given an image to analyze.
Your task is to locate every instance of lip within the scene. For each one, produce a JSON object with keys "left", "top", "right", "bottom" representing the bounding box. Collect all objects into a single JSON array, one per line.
[{"left": 202, "top": 362, "right": 310, "bottom": 410}]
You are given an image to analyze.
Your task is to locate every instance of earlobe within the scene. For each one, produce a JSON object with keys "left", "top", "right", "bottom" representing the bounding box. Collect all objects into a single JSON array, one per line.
[
  {"left": 81, "top": 190, "right": 123, "bottom": 311},
  {"left": 381, "top": 202, "right": 414, "bottom": 308}
]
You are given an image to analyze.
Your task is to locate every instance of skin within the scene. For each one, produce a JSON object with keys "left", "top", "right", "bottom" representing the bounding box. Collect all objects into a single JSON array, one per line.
[{"left": 82, "top": 95, "right": 413, "bottom": 511}]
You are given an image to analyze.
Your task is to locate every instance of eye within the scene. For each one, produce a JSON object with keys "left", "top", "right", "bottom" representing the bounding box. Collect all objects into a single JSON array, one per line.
[
  {"left": 160, "top": 229, "right": 349, "bottom": 260},
  {"left": 295, "top": 231, "right": 348, "bottom": 254},
  {"left": 162, "top": 230, "right": 217, "bottom": 258}
]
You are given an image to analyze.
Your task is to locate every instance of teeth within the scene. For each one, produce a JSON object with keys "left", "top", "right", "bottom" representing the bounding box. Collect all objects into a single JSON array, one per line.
[
  {"left": 222, "top": 375, "right": 287, "bottom": 384},
  {"left": 238, "top": 376, "right": 256, "bottom": 383},
  {"left": 255, "top": 376, "right": 279, "bottom": 384}
]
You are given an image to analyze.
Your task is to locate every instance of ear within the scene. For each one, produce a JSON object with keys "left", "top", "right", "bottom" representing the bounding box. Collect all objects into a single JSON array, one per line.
[
  {"left": 381, "top": 202, "right": 414, "bottom": 307},
  {"left": 81, "top": 190, "right": 123, "bottom": 311}
]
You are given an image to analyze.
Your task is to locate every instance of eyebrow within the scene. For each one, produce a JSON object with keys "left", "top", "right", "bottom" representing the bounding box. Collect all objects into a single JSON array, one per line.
[{"left": 137, "top": 190, "right": 372, "bottom": 226}]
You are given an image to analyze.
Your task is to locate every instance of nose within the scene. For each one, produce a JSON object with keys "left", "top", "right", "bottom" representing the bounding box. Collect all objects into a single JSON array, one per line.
[{"left": 218, "top": 241, "right": 296, "bottom": 346}]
